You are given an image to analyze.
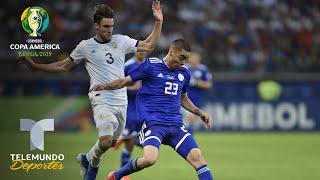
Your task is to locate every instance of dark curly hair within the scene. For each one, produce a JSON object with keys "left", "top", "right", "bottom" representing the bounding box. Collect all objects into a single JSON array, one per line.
[{"left": 93, "top": 4, "right": 114, "bottom": 24}]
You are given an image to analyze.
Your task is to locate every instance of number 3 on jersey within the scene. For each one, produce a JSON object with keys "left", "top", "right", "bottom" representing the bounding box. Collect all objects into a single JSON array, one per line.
[
  {"left": 165, "top": 82, "right": 178, "bottom": 95},
  {"left": 106, "top": 53, "right": 114, "bottom": 64}
]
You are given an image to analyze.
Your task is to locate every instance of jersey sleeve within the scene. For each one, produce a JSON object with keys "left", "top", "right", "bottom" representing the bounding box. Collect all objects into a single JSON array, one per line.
[
  {"left": 129, "top": 60, "right": 151, "bottom": 81},
  {"left": 124, "top": 64, "right": 131, "bottom": 76},
  {"left": 182, "top": 71, "right": 191, "bottom": 93},
  {"left": 121, "top": 35, "right": 139, "bottom": 54},
  {"left": 69, "top": 41, "right": 85, "bottom": 64}
]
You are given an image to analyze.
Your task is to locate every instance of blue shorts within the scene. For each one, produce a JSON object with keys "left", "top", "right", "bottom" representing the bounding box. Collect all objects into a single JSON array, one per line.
[{"left": 139, "top": 121, "right": 199, "bottom": 159}]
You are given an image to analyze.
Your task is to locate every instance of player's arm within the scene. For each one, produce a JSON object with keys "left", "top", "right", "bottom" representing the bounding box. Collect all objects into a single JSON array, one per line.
[
  {"left": 21, "top": 57, "right": 76, "bottom": 73},
  {"left": 137, "top": 0, "right": 163, "bottom": 52},
  {"left": 93, "top": 59, "right": 150, "bottom": 91},
  {"left": 92, "top": 76, "right": 133, "bottom": 91},
  {"left": 127, "top": 81, "right": 142, "bottom": 91},
  {"left": 181, "top": 92, "right": 212, "bottom": 128}
]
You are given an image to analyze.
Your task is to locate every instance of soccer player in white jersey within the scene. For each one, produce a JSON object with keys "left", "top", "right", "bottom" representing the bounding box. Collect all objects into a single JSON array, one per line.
[{"left": 21, "top": 1, "right": 163, "bottom": 179}]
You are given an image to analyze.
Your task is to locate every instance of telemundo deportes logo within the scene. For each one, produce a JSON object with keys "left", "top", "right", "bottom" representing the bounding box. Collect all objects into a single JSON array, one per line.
[
  {"left": 20, "top": 119, "right": 54, "bottom": 151},
  {"left": 9, "top": 119, "right": 64, "bottom": 172},
  {"left": 21, "top": 6, "right": 49, "bottom": 37}
]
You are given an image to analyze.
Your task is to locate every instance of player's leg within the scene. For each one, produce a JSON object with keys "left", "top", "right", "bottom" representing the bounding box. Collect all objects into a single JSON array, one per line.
[
  {"left": 107, "top": 145, "right": 159, "bottom": 180},
  {"left": 118, "top": 120, "right": 140, "bottom": 168},
  {"left": 113, "top": 105, "right": 135, "bottom": 168},
  {"left": 186, "top": 148, "right": 213, "bottom": 180},
  {"left": 168, "top": 124, "right": 213, "bottom": 180},
  {"left": 85, "top": 104, "right": 120, "bottom": 180},
  {"left": 107, "top": 122, "right": 164, "bottom": 180},
  {"left": 121, "top": 138, "right": 135, "bottom": 167},
  {"left": 85, "top": 135, "right": 115, "bottom": 180}
]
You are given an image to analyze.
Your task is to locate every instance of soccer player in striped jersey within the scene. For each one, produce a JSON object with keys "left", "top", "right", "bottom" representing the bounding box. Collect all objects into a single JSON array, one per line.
[
  {"left": 93, "top": 39, "right": 214, "bottom": 180},
  {"left": 20, "top": 1, "right": 163, "bottom": 179}
]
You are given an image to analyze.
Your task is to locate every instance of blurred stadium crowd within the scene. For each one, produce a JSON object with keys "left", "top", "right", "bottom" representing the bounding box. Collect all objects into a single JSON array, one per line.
[{"left": 1, "top": 0, "right": 320, "bottom": 96}]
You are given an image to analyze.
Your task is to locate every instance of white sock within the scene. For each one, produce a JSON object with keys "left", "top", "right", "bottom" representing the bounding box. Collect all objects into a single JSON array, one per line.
[{"left": 86, "top": 141, "right": 105, "bottom": 167}]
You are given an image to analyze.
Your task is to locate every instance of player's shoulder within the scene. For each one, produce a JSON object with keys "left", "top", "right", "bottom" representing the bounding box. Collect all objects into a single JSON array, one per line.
[
  {"left": 178, "top": 65, "right": 189, "bottom": 73},
  {"left": 77, "top": 37, "right": 95, "bottom": 46},
  {"left": 181, "top": 65, "right": 189, "bottom": 71},
  {"left": 177, "top": 65, "right": 190, "bottom": 78},
  {"left": 112, "top": 34, "right": 130, "bottom": 41},
  {"left": 125, "top": 58, "right": 136, "bottom": 67},
  {"left": 147, "top": 57, "right": 163, "bottom": 64}
]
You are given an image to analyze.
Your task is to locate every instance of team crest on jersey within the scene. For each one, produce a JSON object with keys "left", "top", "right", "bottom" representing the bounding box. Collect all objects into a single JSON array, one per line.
[
  {"left": 112, "top": 43, "right": 118, "bottom": 50},
  {"left": 145, "top": 130, "right": 151, "bottom": 136},
  {"left": 178, "top": 73, "right": 184, "bottom": 81}
]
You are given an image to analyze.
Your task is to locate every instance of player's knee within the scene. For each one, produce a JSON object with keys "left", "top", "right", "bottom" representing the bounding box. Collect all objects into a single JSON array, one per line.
[
  {"left": 141, "top": 155, "right": 157, "bottom": 167},
  {"left": 189, "top": 149, "right": 201, "bottom": 162},
  {"left": 188, "top": 148, "right": 206, "bottom": 167},
  {"left": 98, "top": 136, "right": 113, "bottom": 151}
]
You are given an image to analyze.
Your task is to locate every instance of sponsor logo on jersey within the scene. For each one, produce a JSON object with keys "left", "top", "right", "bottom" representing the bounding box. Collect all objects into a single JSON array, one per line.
[{"left": 157, "top": 73, "right": 164, "bottom": 78}]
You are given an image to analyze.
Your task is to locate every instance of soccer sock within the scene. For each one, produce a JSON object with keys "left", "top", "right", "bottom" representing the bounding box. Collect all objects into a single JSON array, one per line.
[
  {"left": 196, "top": 165, "right": 214, "bottom": 180},
  {"left": 114, "top": 158, "right": 143, "bottom": 179},
  {"left": 121, "top": 148, "right": 131, "bottom": 167},
  {"left": 86, "top": 165, "right": 99, "bottom": 180},
  {"left": 87, "top": 141, "right": 105, "bottom": 167}
]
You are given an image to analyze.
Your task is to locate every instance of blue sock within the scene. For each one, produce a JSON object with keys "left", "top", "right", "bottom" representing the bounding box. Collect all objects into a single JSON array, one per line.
[
  {"left": 196, "top": 165, "right": 213, "bottom": 180},
  {"left": 121, "top": 148, "right": 131, "bottom": 167},
  {"left": 115, "top": 158, "right": 143, "bottom": 179},
  {"left": 86, "top": 165, "right": 99, "bottom": 180}
]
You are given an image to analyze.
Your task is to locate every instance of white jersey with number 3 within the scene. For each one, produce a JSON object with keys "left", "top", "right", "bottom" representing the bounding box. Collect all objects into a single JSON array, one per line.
[{"left": 70, "top": 34, "right": 138, "bottom": 106}]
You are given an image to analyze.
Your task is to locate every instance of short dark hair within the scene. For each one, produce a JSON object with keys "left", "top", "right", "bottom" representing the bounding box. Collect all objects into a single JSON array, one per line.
[
  {"left": 170, "top": 39, "right": 191, "bottom": 52},
  {"left": 93, "top": 4, "right": 114, "bottom": 24}
]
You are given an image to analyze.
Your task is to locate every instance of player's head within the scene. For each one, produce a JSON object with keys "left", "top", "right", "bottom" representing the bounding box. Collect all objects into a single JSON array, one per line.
[
  {"left": 166, "top": 39, "right": 191, "bottom": 69},
  {"left": 93, "top": 4, "right": 114, "bottom": 40},
  {"left": 187, "top": 52, "right": 201, "bottom": 66}
]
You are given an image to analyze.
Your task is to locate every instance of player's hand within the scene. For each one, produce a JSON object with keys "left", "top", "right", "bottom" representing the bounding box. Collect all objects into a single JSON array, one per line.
[
  {"left": 199, "top": 111, "right": 212, "bottom": 129},
  {"left": 92, "top": 84, "right": 106, "bottom": 91},
  {"left": 19, "top": 56, "right": 36, "bottom": 70},
  {"left": 152, "top": 0, "right": 163, "bottom": 22}
]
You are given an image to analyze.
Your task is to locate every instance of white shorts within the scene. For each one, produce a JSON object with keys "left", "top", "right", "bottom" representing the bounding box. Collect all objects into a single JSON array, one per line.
[{"left": 92, "top": 104, "right": 127, "bottom": 140}]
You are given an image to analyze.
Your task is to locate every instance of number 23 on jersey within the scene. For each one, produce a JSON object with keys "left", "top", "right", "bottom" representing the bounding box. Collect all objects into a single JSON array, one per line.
[{"left": 164, "top": 82, "right": 178, "bottom": 95}]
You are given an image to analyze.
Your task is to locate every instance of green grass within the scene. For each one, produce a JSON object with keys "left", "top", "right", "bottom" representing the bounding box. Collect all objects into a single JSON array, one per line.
[
  {"left": 1, "top": 97, "right": 320, "bottom": 180},
  {"left": 1, "top": 132, "right": 319, "bottom": 180}
]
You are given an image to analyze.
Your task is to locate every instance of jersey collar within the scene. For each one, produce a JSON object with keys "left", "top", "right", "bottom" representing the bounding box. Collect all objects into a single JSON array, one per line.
[{"left": 94, "top": 37, "right": 111, "bottom": 44}]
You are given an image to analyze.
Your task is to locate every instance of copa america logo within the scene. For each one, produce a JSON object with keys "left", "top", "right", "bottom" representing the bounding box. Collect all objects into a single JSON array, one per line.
[
  {"left": 21, "top": 6, "right": 49, "bottom": 37},
  {"left": 20, "top": 119, "right": 54, "bottom": 151}
]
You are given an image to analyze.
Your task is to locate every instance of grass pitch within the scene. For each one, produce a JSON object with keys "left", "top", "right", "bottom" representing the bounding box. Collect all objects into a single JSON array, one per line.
[
  {"left": 0, "top": 97, "right": 319, "bottom": 180},
  {"left": 1, "top": 132, "right": 319, "bottom": 180}
]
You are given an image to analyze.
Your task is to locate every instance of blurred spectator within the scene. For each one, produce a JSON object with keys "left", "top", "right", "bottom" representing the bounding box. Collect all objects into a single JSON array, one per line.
[
  {"left": 1, "top": 0, "right": 320, "bottom": 73},
  {"left": 1, "top": 0, "right": 320, "bottom": 96}
]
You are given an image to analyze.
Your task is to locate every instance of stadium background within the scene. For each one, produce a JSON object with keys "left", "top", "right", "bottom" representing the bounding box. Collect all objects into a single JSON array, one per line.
[{"left": 0, "top": 0, "right": 319, "bottom": 179}]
